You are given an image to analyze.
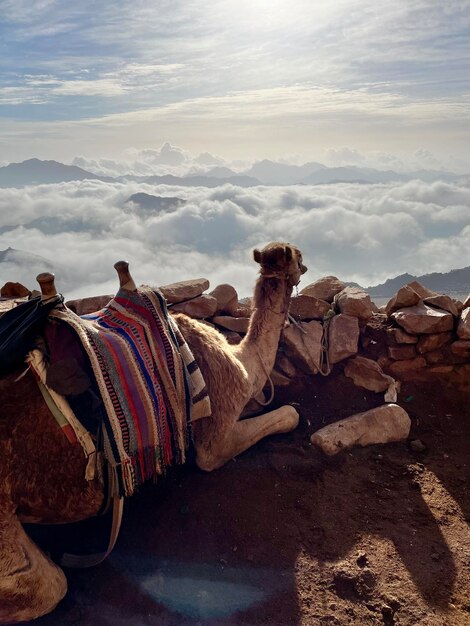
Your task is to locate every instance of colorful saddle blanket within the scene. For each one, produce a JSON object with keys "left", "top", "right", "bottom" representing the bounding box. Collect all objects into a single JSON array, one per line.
[{"left": 50, "top": 286, "right": 211, "bottom": 497}]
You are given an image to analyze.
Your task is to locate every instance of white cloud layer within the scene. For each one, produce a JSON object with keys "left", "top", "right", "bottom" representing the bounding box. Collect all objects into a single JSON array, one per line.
[{"left": 1, "top": 179, "right": 469, "bottom": 300}]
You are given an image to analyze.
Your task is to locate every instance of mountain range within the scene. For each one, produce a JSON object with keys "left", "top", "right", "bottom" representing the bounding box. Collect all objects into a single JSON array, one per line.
[{"left": 0, "top": 158, "right": 467, "bottom": 188}]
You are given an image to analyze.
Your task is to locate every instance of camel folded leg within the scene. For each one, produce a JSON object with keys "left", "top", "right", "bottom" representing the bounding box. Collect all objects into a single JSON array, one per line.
[
  {"left": 196, "top": 405, "right": 299, "bottom": 472},
  {"left": 0, "top": 510, "right": 67, "bottom": 624}
]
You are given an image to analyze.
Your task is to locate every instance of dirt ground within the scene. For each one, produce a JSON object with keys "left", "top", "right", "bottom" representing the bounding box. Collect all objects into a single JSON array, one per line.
[{"left": 27, "top": 371, "right": 469, "bottom": 626}]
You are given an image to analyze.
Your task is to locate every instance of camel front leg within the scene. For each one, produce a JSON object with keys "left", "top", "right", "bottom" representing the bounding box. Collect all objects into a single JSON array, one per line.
[
  {"left": 0, "top": 508, "right": 67, "bottom": 623},
  {"left": 196, "top": 405, "right": 299, "bottom": 472}
]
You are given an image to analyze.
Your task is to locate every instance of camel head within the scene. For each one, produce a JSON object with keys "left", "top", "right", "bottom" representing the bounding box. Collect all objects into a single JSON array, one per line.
[{"left": 253, "top": 242, "right": 307, "bottom": 287}]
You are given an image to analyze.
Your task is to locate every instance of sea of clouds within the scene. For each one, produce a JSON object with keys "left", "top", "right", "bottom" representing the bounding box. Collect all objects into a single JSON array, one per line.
[{"left": 1, "top": 178, "right": 469, "bottom": 300}]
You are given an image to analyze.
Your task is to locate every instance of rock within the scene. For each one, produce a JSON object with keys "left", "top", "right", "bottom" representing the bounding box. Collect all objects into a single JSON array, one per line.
[
  {"left": 328, "top": 314, "right": 359, "bottom": 364},
  {"left": 209, "top": 284, "right": 238, "bottom": 315},
  {"left": 388, "top": 356, "right": 427, "bottom": 376},
  {"left": 220, "top": 330, "right": 242, "bottom": 345},
  {"left": 463, "top": 294, "right": 470, "bottom": 308},
  {"left": 388, "top": 345, "right": 417, "bottom": 360},
  {"left": 344, "top": 356, "right": 395, "bottom": 393},
  {"left": 232, "top": 297, "right": 253, "bottom": 317},
  {"left": 335, "top": 287, "right": 374, "bottom": 320},
  {"left": 391, "top": 302, "right": 454, "bottom": 334},
  {"left": 300, "top": 276, "right": 346, "bottom": 303},
  {"left": 311, "top": 404, "right": 411, "bottom": 456},
  {"left": 457, "top": 307, "right": 470, "bottom": 339},
  {"left": 275, "top": 354, "right": 299, "bottom": 379},
  {"left": 171, "top": 294, "right": 218, "bottom": 318},
  {"left": 66, "top": 294, "right": 113, "bottom": 315},
  {"left": 425, "top": 348, "right": 450, "bottom": 365},
  {"left": 270, "top": 369, "right": 292, "bottom": 386},
  {"left": 450, "top": 340, "right": 470, "bottom": 359},
  {"left": 282, "top": 320, "right": 323, "bottom": 374},
  {"left": 0, "top": 297, "right": 28, "bottom": 315},
  {"left": 0, "top": 282, "right": 30, "bottom": 297},
  {"left": 416, "top": 332, "right": 452, "bottom": 354},
  {"left": 159, "top": 278, "right": 209, "bottom": 304},
  {"left": 289, "top": 295, "right": 331, "bottom": 320},
  {"left": 386, "top": 327, "right": 418, "bottom": 344},
  {"left": 406, "top": 280, "right": 436, "bottom": 299},
  {"left": 423, "top": 294, "right": 459, "bottom": 317},
  {"left": 212, "top": 315, "right": 250, "bottom": 333},
  {"left": 428, "top": 365, "right": 454, "bottom": 374},
  {"left": 385, "top": 286, "right": 421, "bottom": 317},
  {"left": 410, "top": 439, "right": 426, "bottom": 452}
]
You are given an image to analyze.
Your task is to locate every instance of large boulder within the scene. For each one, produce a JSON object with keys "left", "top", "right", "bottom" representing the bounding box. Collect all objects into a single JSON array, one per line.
[
  {"left": 457, "top": 308, "right": 470, "bottom": 339},
  {"left": 159, "top": 278, "right": 209, "bottom": 304},
  {"left": 335, "top": 287, "right": 374, "bottom": 320},
  {"left": 385, "top": 286, "right": 420, "bottom": 318},
  {"left": 344, "top": 356, "right": 395, "bottom": 393},
  {"left": 171, "top": 294, "right": 218, "bottom": 318},
  {"left": 289, "top": 295, "right": 331, "bottom": 320},
  {"left": 282, "top": 321, "right": 323, "bottom": 374},
  {"left": 391, "top": 303, "right": 454, "bottom": 334},
  {"left": 328, "top": 314, "right": 359, "bottom": 364},
  {"left": 209, "top": 284, "right": 238, "bottom": 315},
  {"left": 311, "top": 404, "right": 411, "bottom": 456},
  {"left": 1, "top": 282, "right": 30, "bottom": 298},
  {"left": 300, "top": 276, "right": 346, "bottom": 303}
]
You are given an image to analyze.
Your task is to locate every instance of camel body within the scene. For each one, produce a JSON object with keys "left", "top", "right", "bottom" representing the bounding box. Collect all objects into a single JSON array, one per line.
[{"left": 0, "top": 242, "right": 306, "bottom": 623}]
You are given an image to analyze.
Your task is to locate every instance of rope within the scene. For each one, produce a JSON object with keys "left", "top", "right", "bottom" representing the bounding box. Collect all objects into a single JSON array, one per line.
[{"left": 253, "top": 347, "right": 275, "bottom": 407}]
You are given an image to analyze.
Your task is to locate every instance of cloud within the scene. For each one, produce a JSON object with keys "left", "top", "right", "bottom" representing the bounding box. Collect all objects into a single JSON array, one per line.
[{"left": 1, "top": 179, "right": 469, "bottom": 299}]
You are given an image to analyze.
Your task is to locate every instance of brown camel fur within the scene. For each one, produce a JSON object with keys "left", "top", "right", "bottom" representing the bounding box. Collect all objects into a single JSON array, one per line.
[{"left": 0, "top": 242, "right": 306, "bottom": 623}]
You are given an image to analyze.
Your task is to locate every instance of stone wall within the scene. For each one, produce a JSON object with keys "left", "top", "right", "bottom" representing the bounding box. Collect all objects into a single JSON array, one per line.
[{"left": 1, "top": 275, "right": 469, "bottom": 394}]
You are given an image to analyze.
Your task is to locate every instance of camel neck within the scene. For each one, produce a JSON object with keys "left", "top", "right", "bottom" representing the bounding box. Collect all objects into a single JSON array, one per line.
[{"left": 234, "top": 276, "right": 292, "bottom": 397}]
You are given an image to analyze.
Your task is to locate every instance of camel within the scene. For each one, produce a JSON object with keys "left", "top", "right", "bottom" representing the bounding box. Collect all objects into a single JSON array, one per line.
[{"left": 0, "top": 241, "right": 306, "bottom": 623}]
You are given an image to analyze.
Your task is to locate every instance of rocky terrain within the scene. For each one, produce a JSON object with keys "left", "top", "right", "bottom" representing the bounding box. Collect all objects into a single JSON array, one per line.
[{"left": 1, "top": 274, "right": 469, "bottom": 625}]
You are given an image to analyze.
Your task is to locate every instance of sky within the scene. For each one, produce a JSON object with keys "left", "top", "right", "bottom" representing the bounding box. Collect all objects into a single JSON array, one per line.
[{"left": 1, "top": 0, "right": 470, "bottom": 167}]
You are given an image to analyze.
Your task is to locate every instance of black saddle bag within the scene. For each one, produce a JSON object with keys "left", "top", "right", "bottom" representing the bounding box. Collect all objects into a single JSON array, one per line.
[{"left": 0, "top": 295, "right": 63, "bottom": 378}]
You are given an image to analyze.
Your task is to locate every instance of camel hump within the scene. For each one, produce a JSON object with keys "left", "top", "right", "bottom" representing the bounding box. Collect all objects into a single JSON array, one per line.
[
  {"left": 36, "top": 272, "right": 57, "bottom": 299},
  {"left": 114, "top": 260, "right": 137, "bottom": 292}
]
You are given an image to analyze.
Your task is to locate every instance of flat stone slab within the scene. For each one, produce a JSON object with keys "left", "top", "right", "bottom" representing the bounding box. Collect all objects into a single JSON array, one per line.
[
  {"left": 66, "top": 294, "right": 113, "bottom": 315},
  {"left": 391, "top": 302, "right": 454, "bottom": 334},
  {"left": 328, "top": 314, "right": 359, "bottom": 364},
  {"left": 212, "top": 315, "right": 250, "bottom": 333},
  {"left": 171, "top": 294, "right": 218, "bottom": 318},
  {"left": 386, "top": 327, "right": 418, "bottom": 344},
  {"left": 417, "top": 332, "right": 452, "bottom": 354},
  {"left": 159, "top": 278, "right": 209, "bottom": 304},
  {"left": 283, "top": 320, "right": 323, "bottom": 374},
  {"left": 311, "top": 404, "right": 411, "bottom": 456},
  {"left": 344, "top": 356, "right": 395, "bottom": 393}
]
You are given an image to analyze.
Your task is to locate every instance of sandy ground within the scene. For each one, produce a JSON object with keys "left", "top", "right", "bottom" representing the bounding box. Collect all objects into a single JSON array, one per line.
[{"left": 26, "top": 372, "right": 470, "bottom": 626}]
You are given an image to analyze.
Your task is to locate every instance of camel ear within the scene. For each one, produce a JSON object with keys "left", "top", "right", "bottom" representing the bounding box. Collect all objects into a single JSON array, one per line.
[
  {"left": 284, "top": 245, "right": 293, "bottom": 263},
  {"left": 253, "top": 249, "right": 262, "bottom": 264}
]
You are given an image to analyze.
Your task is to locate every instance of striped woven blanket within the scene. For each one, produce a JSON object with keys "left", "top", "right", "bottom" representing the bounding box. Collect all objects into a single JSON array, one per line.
[{"left": 50, "top": 286, "right": 211, "bottom": 497}]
